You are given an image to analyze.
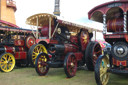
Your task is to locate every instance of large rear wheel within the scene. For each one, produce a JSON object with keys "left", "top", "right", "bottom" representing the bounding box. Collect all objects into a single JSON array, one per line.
[
  {"left": 64, "top": 53, "right": 77, "bottom": 78},
  {"left": 95, "top": 55, "right": 110, "bottom": 85},
  {"left": 0, "top": 53, "right": 15, "bottom": 72},
  {"left": 35, "top": 53, "right": 49, "bottom": 76},
  {"left": 28, "top": 44, "right": 47, "bottom": 66},
  {"left": 85, "top": 41, "right": 102, "bottom": 71}
]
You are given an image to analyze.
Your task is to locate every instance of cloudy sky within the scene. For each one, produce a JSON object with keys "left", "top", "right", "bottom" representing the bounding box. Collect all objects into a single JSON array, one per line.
[{"left": 14, "top": 0, "right": 113, "bottom": 40}]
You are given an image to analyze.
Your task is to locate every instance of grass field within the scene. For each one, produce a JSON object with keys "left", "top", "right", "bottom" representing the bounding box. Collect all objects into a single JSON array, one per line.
[{"left": 0, "top": 67, "right": 128, "bottom": 85}]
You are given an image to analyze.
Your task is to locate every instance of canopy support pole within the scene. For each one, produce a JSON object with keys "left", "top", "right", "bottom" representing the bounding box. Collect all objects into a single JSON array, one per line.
[
  {"left": 30, "top": 25, "right": 36, "bottom": 38},
  {"left": 52, "top": 23, "right": 59, "bottom": 37},
  {"left": 123, "top": 12, "right": 127, "bottom": 32},
  {"left": 49, "top": 17, "right": 52, "bottom": 39},
  {"left": 103, "top": 14, "right": 106, "bottom": 34},
  {"left": 36, "top": 16, "right": 39, "bottom": 39}
]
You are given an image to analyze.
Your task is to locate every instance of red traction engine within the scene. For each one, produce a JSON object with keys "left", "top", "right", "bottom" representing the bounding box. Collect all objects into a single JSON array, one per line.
[
  {"left": 26, "top": 13, "right": 102, "bottom": 78},
  {"left": 88, "top": 0, "right": 128, "bottom": 85},
  {"left": 0, "top": 26, "right": 35, "bottom": 72}
]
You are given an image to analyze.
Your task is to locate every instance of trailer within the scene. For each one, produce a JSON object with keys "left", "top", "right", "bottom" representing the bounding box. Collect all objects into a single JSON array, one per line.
[
  {"left": 88, "top": 0, "right": 128, "bottom": 85},
  {"left": 0, "top": 26, "right": 36, "bottom": 72}
]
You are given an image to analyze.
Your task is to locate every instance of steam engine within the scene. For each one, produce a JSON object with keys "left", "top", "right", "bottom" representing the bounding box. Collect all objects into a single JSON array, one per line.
[{"left": 38, "top": 25, "right": 89, "bottom": 67}]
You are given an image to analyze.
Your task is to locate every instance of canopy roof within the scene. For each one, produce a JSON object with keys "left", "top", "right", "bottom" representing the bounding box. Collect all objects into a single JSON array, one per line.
[
  {"left": 26, "top": 13, "right": 102, "bottom": 33},
  {"left": 88, "top": 0, "right": 128, "bottom": 23},
  {"left": 26, "top": 13, "right": 57, "bottom": 27}
]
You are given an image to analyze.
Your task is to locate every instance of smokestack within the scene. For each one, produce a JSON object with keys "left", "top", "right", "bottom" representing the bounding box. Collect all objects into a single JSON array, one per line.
[{"left": 53, "top": 0, "right": 60, "bottom": 16}]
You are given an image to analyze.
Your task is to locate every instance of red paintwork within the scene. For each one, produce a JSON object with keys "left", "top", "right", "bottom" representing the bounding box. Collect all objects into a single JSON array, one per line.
[
  {"left": 107, "top": 18, "right": 124, "bottom": 32},
  {"left": 14, "top": 39, "right": 25, "bottom": 46},
  {"left": 39, "top": 26, "right": 54, "bottom": 38},
  {"left": 113, "top": 58, "right": 127, "bottom": 66},
  {"left": 14, "top": 52, "right": 27, "bottom": 59},
  {"left": 25, "top": 36, "right": 36, "bottom": 48},
  {"left": 50, "top": 40, "right": 58, "bottom": 44},
  {"left": 4, "top": 46, "right": 14, "bottom": 53},
  {"left": 64, "top": 44, "right": 79, "bottom": 54},
  {"left": 124, "top": 34, "right": 128, "bottom": 42},
  {"left": 74, "top": 52, "right": 83, "bottom": 61},
  {"left": 88, "top": 0, "right": 128, "bottom": 19},
  {"left": 104, "top": 33, "right": 128, "bottom": 43},
  {"left": 4, "top": 46, "right": 25, "bottom": 53},
  {"left": 104, "top": 34, "right": 125, "bottom": 39},
  {"left": 18, "top": 47, "right": 25, "bottom": 51},
  {"left": 70, "top": 35, "right": 78, "bottom": 44},
  {"left": 4, "top": 45, "right": 25, "bottom": 53},
  {"left": 36, "top": 39, "right": 58, "bottom": 44},
  {"left": 0, "top": 20, "right": 19, "bottom": 28},
  {"left": 48, "top": 54, "right": 52, "bottom": 58},
  {"left": 36, "top": 39, "right": 50, "bottom": 44}
]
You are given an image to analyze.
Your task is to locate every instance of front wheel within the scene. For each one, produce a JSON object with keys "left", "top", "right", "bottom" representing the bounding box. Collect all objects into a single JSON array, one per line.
[
  {"left": 28, "top": 44, "right": 47, "bottom": 66},
  {"left": 0, "top": 53, "right": 15, "bottom": 72},
  {"left": 64, "top": 53, "right": 77, "bottom": 78},
  {"left": 35, "top": 53, "right": 49, "bottom": 76},
  {"left": 95, "top": 55, "right": 110, "bottom": 85}
]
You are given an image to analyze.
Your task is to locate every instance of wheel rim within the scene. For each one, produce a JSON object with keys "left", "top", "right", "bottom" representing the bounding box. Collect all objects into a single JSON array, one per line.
[
  {"left": 100, "top": 56, "right": 109, "bottom": 85},
  {"left": 66, "top": 54, "right": 77, "bottom": 77},
  {"left": 32, "top": 44, "right": 47, "bottom": 65},
  {"left": 36, "top": 53, "right": 49, "bottom": 75},
  {"left": 26, "top": 36, "right": 35, "bottom": 48},
  {"left": 93, "top": 43, "right": 102, "bottom": 65},
  {"left": 0, "top": 53, "right": 15, "bottom": 72}
]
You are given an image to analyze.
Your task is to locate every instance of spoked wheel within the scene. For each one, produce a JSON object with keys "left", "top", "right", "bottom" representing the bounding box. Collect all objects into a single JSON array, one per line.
[
  {"left": 35, "top": 53, "right": 49, "bottom": 76},
  {"left": 85, "top": 41, "right": 102, "bottom": 71},
  {"left": 95, "top": 55, "right": 110, "bottom": 85},
  {"left": 64, "top": 53, "right": 77, "bottom": 78},
  {"left": 28, "top": 44, "right": 47, "bottom": 66},
  {"left": 0, "top": 53, "right": 15, "bottom": 72}
]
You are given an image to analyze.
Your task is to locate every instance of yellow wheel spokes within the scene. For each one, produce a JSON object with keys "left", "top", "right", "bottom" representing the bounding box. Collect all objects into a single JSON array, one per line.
[
  {"left": 41, "top": 55, "right": 47, "bottom": 62},
  {"left": 32, "top": 44, "right": 47, "bottom": 64},
  {"left": 0, "top": 53, "right": 15, "bottom": 72},
  {"left": 8, "top": 56, "right": 12, "bottom": 61},
  {"left": 38, "top": 55, "right": 47, "bottom": 72},
  {"left": 3, "top": 64, "right": 7, "bottom": 70},
  {"left": 100, "top": 56, "right": 109, "bottom": 85}
]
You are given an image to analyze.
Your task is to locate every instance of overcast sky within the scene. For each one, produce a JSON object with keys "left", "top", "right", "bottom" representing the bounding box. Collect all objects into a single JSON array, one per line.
[{"left": 14, "top": 0, "right": 113, "bottom": 40}]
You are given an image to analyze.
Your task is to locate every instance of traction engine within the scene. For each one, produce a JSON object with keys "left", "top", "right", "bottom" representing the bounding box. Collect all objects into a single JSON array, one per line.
[
  {"left": 0, "top": 26, "right": 35, "bottom": 72},
  {"left": 88, "top": 0, "right": 128, "bottom": 85},
  {"left": 26, "top": 13, "right": 102, "bottom": 78}
]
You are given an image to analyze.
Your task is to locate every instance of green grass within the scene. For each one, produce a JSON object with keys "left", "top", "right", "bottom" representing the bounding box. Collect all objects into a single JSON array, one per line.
[{"left": 0, "top": 67, "right": 128, "bottom": 85}]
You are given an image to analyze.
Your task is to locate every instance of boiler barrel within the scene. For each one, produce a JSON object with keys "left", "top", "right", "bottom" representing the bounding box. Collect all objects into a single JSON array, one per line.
[
  {"left": 48, "top": 44, "right": 78, "bottom": 55},
  {"left": 107, "top": 18, "right": 126, "bottom": 32}
]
